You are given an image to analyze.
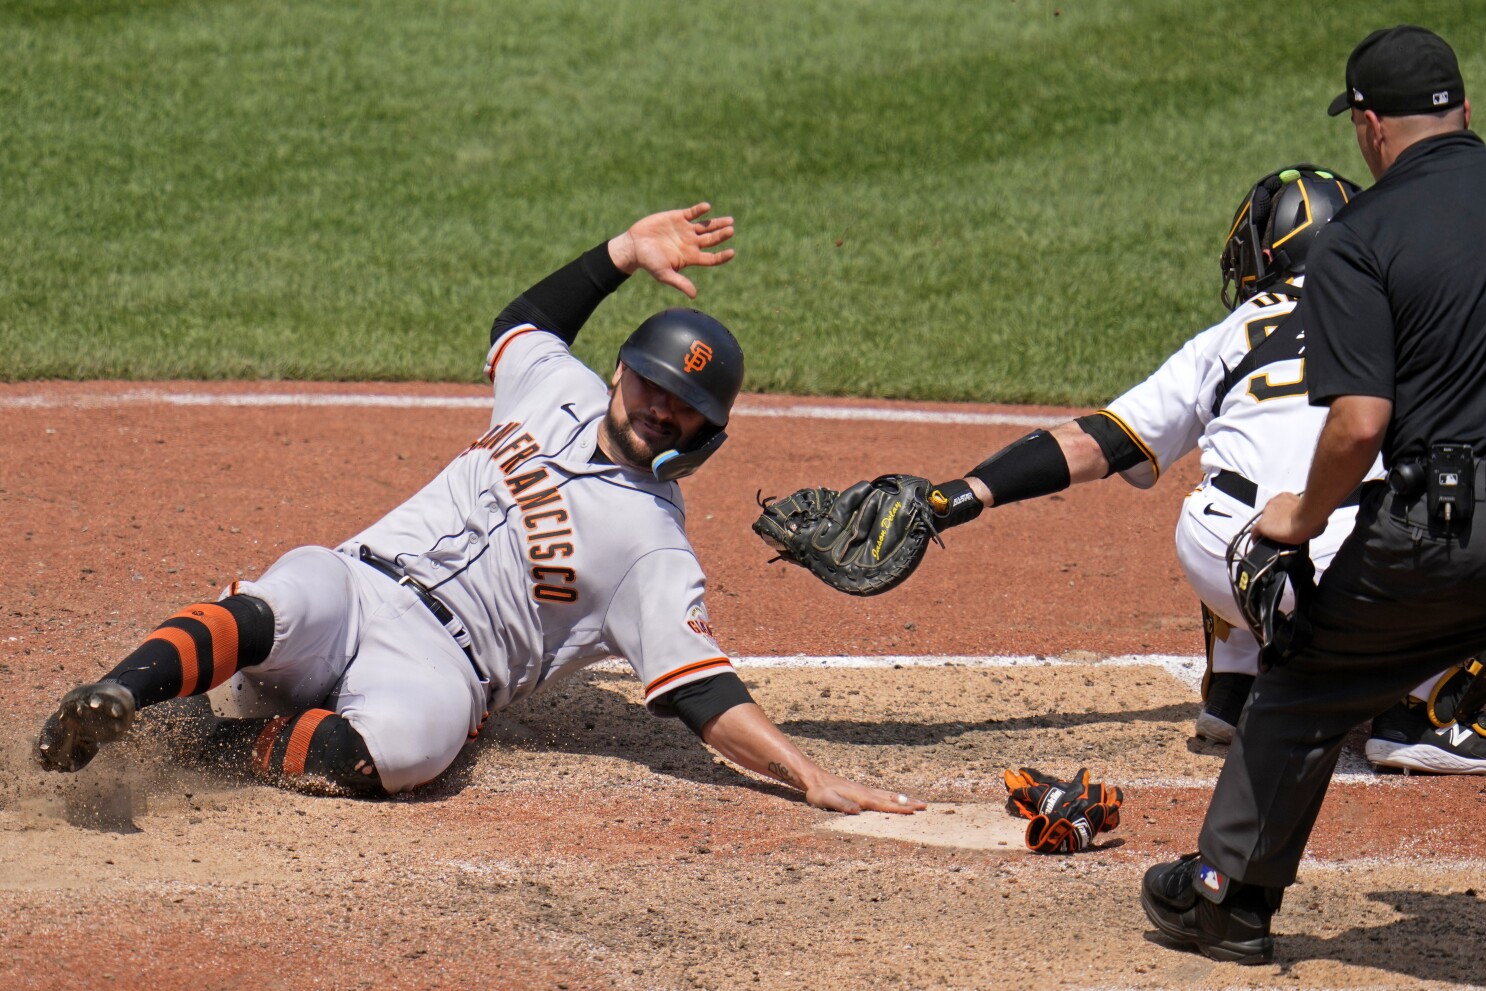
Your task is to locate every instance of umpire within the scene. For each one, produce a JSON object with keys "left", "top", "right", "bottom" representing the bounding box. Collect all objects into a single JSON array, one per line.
[{"left": 1142, "top": 25, "right": 1486, "bottom": 965}]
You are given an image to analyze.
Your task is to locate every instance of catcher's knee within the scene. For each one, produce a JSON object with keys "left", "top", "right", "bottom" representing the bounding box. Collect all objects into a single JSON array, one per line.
[{"left": 252, "top": 710, "right": 384, "bottom": 796}]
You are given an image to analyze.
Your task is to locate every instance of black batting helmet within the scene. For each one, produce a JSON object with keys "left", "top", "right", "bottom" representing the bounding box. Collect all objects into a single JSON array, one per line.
[
  {"left": 617, "top": 308, "right": 745, "bottom": 481},
  {"left": 1220, "top": 164, "right": 1362, "bottom": 311}
]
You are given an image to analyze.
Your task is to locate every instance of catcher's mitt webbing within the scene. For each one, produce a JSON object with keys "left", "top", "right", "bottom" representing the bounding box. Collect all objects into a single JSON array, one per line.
[
  {"left": 1003, "top": 767, "right": 1124, "bottom": 854},
  {"left": 1427, "top": 658, "right": 1486, "bottom": 728},
  {"left": 752, "top": 474, "right": 940, "bottom": 596}
]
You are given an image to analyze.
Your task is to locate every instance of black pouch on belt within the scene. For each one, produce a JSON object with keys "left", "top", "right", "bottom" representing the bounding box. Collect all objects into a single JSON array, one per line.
[{"left": 1426, "top": 443, "right": 1475, "bottom": 526}]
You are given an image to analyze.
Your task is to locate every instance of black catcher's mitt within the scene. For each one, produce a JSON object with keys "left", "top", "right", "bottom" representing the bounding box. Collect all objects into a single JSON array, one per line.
[
  {"left": 752, "top": 474, "right": 940, "bottom": 596},
  {"left": 1003, "top": 767, "right": 1124, "bottom": 854}
]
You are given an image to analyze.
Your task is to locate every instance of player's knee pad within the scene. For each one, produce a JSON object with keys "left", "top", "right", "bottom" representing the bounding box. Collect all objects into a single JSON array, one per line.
[{"left": 251, "top": 709, "right": 384, "bottom": 796}]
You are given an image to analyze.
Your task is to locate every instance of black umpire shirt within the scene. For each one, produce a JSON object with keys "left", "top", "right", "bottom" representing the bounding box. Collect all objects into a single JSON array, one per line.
[{"left": 1302, "top": 130, "right": 1486, "bottom": 465}]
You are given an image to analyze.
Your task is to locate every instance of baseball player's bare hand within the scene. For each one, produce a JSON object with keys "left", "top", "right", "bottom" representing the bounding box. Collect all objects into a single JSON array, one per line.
[
  {"left": 806, "top": 776, "right": 927, "bottom": 815},
  {"left": 1253, "top": 491, "right": 1326, "bottom": 544},
  {"left": 608, "top": 202, "right": 736, "bottom": 299}
]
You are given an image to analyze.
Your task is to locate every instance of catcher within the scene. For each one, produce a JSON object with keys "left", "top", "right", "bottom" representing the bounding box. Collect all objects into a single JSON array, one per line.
[{"left": 756, "top": 164, "right": 1483, "bottom": 764}]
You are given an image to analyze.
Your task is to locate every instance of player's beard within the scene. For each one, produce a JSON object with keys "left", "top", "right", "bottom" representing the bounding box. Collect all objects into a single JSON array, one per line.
[{"left": 601, "top": 409, "right": 681, "bottom": 470}]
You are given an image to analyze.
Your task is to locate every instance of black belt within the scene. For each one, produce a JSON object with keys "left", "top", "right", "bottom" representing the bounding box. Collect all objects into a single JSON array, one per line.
[
  {"left": 1209, "top": 469, "right": 1361, "bottom": 509},
  {"left": 357, "top": 547, "right": 476, "bottom": 666}
]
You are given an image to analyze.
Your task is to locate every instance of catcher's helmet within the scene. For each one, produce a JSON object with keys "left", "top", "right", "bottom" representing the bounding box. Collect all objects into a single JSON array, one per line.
[
  {"left": 1220, "top": 164, "right": 1362, "bottom": 311},
  {"left": 617, "top": 308, "right": 744, "bottom": 482}
]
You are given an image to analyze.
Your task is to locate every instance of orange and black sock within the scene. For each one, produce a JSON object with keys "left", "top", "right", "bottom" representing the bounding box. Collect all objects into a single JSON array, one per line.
[
  {"left": 103, "top": 594, "right": 274, "bottom": 707},
  {"left": 249, "top": 709, "right": 382, "bottom": 795}
]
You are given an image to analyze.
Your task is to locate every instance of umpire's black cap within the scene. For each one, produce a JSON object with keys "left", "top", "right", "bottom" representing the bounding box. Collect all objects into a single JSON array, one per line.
[{"left": 1328, "top": 25, "right": 1465, "bottom": 117}]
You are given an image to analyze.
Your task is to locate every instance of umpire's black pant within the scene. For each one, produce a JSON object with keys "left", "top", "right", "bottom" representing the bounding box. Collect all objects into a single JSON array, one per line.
[{"left": 1198, "top": 481, "right": 1486, "bottom": 888}]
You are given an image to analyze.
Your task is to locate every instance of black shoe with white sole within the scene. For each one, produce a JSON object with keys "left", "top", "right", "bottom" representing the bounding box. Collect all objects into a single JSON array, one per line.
[{"left": 1366, "top": 697, "right": 1486, "bottom": 774}]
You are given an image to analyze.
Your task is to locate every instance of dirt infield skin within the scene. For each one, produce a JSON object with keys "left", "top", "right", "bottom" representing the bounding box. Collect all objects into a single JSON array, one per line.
[{"left": 2, "top": 382, "right": 1484, "bottom": 991}]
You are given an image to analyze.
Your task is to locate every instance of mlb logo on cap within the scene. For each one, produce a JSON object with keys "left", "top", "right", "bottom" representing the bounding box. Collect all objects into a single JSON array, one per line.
[{"left": 1327, "top": 25, "right": 1466, "bottom": 117}]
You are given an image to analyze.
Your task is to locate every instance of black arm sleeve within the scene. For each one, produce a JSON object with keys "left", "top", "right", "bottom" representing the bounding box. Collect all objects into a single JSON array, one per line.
[
  {"left": 1074, "top": 412, "right": 1153, "bottom": 476},
  {"left": 653, "top": 671, "right": 755, "bottom": 737},
  {"left": 489, "top": 240, "right": 631, "bottom": 346}
]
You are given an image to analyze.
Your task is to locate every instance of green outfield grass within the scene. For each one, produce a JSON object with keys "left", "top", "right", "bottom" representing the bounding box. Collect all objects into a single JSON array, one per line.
[{"left": 2, "top": 0, "right": 1477, "bottom": 403}]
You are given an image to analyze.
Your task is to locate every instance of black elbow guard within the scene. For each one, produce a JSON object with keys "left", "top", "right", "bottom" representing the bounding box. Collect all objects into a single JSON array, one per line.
[
  {"left": 966, "top": 429, "right": 1071, "bottom": 506},
  {"left": 1074, "top": 412, "right": 1153, "bottom": 477}
]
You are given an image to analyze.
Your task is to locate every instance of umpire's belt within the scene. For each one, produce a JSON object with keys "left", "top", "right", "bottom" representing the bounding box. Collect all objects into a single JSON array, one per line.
[
  {"left": 357, "top": 547, "right": 477, "bottom": 667},
  {"left": 1386, "top": 457, "right": 1486, "bottom": 500},
  {"left": 1210, "top": 469, "right": 1361, "bottom": 509}
]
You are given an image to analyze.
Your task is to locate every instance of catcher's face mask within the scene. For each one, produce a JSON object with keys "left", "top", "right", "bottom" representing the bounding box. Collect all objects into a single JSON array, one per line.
[{"left": 1225, "top": 514, "right": 1315, "bottom": 652}]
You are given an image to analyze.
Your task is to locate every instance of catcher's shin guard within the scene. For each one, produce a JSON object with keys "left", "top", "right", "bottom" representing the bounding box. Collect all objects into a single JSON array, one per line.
[
  {"left": 104, "top": 594, "right": 275, "bottom": 707},
  {"left": 1195, "top": 605, "right": 1254, "bottom": 742},
  {"left": 249, "top": 710, "right": 383, "bottom": 796},
  {"left": 1426, "top": 659, "right": 1486, "bottom": 728}
]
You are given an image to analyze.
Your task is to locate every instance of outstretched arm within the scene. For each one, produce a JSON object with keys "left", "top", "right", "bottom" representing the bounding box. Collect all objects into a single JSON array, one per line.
[
  {"left": 927, "top": 417, "right": 1126, "bottom": 530},
  {"left": 490, "top": 202, "right": 736, "bottom": 345},
  {"left": 606, "top": 201, "right": 735, "bottom": 299},
  {"left": 700, "top": 703, "right": 926, "bottom": 815},
  {"left": 962, "top": 420, "right": 1111, "bottom": 506}
]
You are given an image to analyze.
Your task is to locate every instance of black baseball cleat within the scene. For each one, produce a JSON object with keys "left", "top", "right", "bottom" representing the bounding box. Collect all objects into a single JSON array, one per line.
[
  {"left": 1195, "top": 672, "right": 1254, "bottom": 745},
  {"left": 1366, "top": 697, "right": 1486, "bottom": 774},
  {"left": 1141, "top": 853, "right": 1280, "bottom": 965},
  {"left": 35, "top": 682, "right": 138, "bottom": 772}
]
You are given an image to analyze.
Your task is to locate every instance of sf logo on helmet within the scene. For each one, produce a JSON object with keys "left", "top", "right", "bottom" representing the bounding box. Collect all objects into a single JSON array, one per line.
[{"left": 683, "top": 340, "right": 713, "bottom": 373}]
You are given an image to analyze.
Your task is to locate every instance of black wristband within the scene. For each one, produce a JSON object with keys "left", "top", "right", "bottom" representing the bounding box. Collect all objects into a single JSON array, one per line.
[
  {"left": 927, "top": 478, "right": 984, "bottom": 529},
  {"left": 967, "top": 429, "right": 1071, "bottom": 506}
]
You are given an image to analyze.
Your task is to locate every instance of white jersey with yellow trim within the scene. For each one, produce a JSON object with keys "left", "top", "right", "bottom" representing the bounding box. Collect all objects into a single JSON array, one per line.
[
  {"left": 342, "top": 323, "right": 732, "bottom": 714},
  {"left": 1095, "top": 280, "right": 1382, "bottom": 681},
  {"left": 1100, "top": 279, "right": 1383, "bottom": 500}
]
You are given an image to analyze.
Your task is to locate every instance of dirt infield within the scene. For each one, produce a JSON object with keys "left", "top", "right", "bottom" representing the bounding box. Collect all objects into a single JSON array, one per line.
[{"left": 2, "top": 382, "right": 1483, "bottom": 991}]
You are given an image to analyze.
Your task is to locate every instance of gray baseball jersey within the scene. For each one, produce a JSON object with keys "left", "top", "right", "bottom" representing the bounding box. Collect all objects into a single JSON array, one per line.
[
  {"left": 208, "top": 323, "right": 735, "bottom": 790},
  {"left": 346, "top": 323, "right": 735, "bottom": 712}
]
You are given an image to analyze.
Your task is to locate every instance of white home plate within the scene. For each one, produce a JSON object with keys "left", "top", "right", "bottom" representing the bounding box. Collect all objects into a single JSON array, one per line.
[{"left": 819, "top": 803, "right": 1029, "bottom": 851}]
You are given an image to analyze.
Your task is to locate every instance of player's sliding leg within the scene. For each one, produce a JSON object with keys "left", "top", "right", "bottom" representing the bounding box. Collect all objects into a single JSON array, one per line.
[
  {"left": 35, "top": 594, "right": 275, "bottom": 772},
  {"left": 174, "top": 708, "right": 383, "bottom": 795},
  {"left": 38, "top": 545, "right": 477, "bottom": 796}
]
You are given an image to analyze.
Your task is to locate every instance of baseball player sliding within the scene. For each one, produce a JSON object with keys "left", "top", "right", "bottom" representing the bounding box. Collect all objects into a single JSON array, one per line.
[
  {"left": 915, "top": 165, "right": 1466, "bottom": 751},
  {"left": 34, "top": 202, "right": 926, "bottom": 815}
]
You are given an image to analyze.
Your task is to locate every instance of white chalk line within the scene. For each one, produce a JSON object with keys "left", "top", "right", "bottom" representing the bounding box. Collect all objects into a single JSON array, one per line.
[
  {"left": 599, "top": 653, "right": 1394, "bottom": 785},
  {"left": 590, "top": 652, "right": 1205, "bottom": 687},
  {"left": 0, "top": 388, "right": 1059, "bottom": 427}
]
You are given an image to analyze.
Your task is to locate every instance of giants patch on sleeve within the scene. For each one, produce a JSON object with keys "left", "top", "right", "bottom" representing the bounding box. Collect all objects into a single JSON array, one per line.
[{"left": 686, "top": 604, "right": 719, "bottom": 649}]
